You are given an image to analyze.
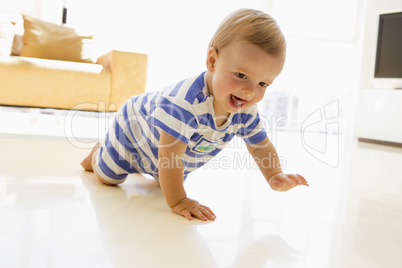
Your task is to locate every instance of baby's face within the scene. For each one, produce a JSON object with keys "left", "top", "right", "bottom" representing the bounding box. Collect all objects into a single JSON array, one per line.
[{"left": 206, "top": 41, "right": 285, "bottom": 116}]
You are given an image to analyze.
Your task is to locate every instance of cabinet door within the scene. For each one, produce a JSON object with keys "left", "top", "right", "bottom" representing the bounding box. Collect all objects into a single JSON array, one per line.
[{"left": 358, "top": 89, "right": 402, "bottom": 144}]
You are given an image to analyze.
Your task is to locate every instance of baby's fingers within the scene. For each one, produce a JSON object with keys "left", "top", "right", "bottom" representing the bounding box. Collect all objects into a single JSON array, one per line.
[
  {"left": 190, "top": 207, "right": 216, "bottom": 221},
  {"left": 269, "top": 173, "right": 308, "bottom": 192},
  {"left": 171, "top": 198, "right": 216, "bottom": 221},
  {"left": 290, "top": 174, "right": 309, "bottom": 186},
  {"left": 181, "top": 207, "right": 216, "bottom": 221},
  {"left": 182, "top": 210, "right": 193, "bottom": 221},
  {"left": 191, "top": 208, "right": 209, "bottom": 221},
  {"left": 200, "top": 206, "right": 216, "bottom": 220}
]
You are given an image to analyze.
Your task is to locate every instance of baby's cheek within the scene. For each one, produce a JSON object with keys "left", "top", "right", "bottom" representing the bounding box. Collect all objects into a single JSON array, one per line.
[
  {"left": 225, "top": 79, "right": 241, "bottom": 92},
  {"left": 254, "top": 93, "right": 265, "bottom": 103},
  {"left": 216, "top": 76, "right": 234, "bottom": 94}
]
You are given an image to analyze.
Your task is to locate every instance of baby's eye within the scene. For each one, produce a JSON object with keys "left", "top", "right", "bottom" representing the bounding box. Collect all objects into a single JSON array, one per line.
[
  {"left": 259, "top": 82, "right": 269, "bottom": 88},
  {"left": 236, "top": 73, "right": 247, "bottom": 79}
]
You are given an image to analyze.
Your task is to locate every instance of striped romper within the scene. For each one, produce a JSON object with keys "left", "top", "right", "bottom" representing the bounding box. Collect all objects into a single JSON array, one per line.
[{"left": 94, "top": 72, "right": 268, "bottom": 184}]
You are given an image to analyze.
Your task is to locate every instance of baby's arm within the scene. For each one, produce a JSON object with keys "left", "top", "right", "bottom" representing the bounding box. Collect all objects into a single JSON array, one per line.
[
  {"left": 246, "top": 137, "right": 308, "bottom": 191},
  {"left": 158, "top": 130, "right": 216, "bottom": 221}
]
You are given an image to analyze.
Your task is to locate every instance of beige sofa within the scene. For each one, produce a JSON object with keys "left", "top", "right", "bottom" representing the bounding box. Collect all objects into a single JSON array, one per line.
[{"left": 0, "top": 14, "right": 147, "bottom": 111}]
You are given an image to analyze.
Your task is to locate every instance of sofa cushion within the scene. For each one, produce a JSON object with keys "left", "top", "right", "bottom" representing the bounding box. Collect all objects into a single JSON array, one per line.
[
  {"left": 0, "top": 21, "right": 15, "bottom": 56},
  {"left": 20, "top": 14, "right": 97, "bottom": 63},
  {"left": 0, "top": 56, "right": 111, "bottom": 110}
]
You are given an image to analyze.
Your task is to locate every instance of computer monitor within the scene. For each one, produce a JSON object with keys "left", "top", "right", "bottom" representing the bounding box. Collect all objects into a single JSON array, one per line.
[{"left": 373, "top": 11, "right": 402, "bottom": 89}]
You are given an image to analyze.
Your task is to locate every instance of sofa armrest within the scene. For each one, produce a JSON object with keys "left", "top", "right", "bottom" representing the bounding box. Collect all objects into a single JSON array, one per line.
[{"left": 98, "top": 50, "right": 148, "bottom": 109}]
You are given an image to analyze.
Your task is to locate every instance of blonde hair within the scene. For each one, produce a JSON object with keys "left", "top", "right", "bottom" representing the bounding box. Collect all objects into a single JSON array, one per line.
[{"left": 208, "top": 9, "right": 286, "bottom": 57}]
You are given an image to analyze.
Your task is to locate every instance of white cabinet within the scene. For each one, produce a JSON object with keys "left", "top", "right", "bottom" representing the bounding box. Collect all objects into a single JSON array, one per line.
[{"left": 357, "top": 89, "right": 402, "bottom": 145}]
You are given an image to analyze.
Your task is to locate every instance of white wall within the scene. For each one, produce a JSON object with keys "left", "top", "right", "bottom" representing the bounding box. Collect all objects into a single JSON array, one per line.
[
  {"left": 266, "top": 0, "right": 364, "bottom": 136},
  {"left": 0, "top": 0, "right": 41, "bottom": 17}
]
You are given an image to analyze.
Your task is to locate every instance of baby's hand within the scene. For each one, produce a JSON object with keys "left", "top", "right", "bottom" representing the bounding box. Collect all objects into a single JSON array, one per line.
[
  {"left": 171, "top": 198, "right": 216, "bottom": 221},
  {"left": 268, "top": 173, "right": 309, "bottom": 192}
]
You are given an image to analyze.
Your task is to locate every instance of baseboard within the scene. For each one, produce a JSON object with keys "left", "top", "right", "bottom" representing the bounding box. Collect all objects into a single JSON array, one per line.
[{"left": 358, "top": 137, "right": 402, "bottom": 148}]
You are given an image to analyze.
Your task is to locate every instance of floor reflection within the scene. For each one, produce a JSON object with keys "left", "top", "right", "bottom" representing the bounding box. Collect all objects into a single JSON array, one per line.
[
  {"left": 231, "top": 235, "right": 300, "bottom": 268},
  {"left": 81, "top": 172, "right": 304, "bottom": 268},
  {"left": 81, "top": 172, "right": 219, "bottom": 268}
]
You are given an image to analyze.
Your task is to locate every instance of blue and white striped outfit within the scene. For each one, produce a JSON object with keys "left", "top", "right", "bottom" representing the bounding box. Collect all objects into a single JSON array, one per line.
[{"left": 94, "top": 72, "right": 268, "bottom": 184}]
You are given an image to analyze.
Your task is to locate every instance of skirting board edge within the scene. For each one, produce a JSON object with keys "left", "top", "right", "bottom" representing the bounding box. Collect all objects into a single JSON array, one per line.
[{"left": 358, "top": 138, "right": 402, "bottom": 148}]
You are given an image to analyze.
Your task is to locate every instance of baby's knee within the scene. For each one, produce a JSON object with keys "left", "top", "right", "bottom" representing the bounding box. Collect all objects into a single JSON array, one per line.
[{"left": 94, "top": 170, "right": 117, "bottom": 186}]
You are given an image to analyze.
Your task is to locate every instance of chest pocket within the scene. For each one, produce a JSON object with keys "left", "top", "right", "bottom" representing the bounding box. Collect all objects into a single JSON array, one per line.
[{"left": 191, "top": 137, "right": 218, "bottom": 154}]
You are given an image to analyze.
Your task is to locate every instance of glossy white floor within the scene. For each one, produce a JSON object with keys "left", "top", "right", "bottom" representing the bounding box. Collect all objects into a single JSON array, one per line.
[{"left": 0, "top": 107, "right": 401, "bottom": 268}]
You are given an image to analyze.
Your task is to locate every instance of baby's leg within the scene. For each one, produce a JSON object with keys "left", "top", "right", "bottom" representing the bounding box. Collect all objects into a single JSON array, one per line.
[
  {"left": 81, "top": 142, "right": 101, "bottom": 172},
  {"left": 81, "top": 142, "right": 115, "bottom": 186}
]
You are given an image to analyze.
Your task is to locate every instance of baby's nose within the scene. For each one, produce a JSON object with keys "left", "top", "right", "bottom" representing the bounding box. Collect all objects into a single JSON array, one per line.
[{"left": 241, "top": 84, "right": 256, "bottom": 97}]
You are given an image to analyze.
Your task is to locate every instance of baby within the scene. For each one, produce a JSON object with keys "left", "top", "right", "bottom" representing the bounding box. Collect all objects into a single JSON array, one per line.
[{"left": 81, "top": 8, "right": 308, "bottom": 221}]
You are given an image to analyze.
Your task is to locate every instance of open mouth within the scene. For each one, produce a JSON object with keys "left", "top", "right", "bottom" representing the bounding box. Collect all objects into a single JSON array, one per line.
[{"left": 230, "top": 94, "right": 246, "bottom": 108}]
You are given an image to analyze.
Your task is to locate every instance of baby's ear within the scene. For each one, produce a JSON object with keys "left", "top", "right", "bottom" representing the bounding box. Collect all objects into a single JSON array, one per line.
[{"left": 206, "top": 47, "right": 218, "bottom": 72}]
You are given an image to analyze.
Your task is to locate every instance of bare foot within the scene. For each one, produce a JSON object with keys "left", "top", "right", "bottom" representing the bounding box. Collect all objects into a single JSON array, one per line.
[{"left": 81, "top": 142, "right": 101, "bottom": 171}]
